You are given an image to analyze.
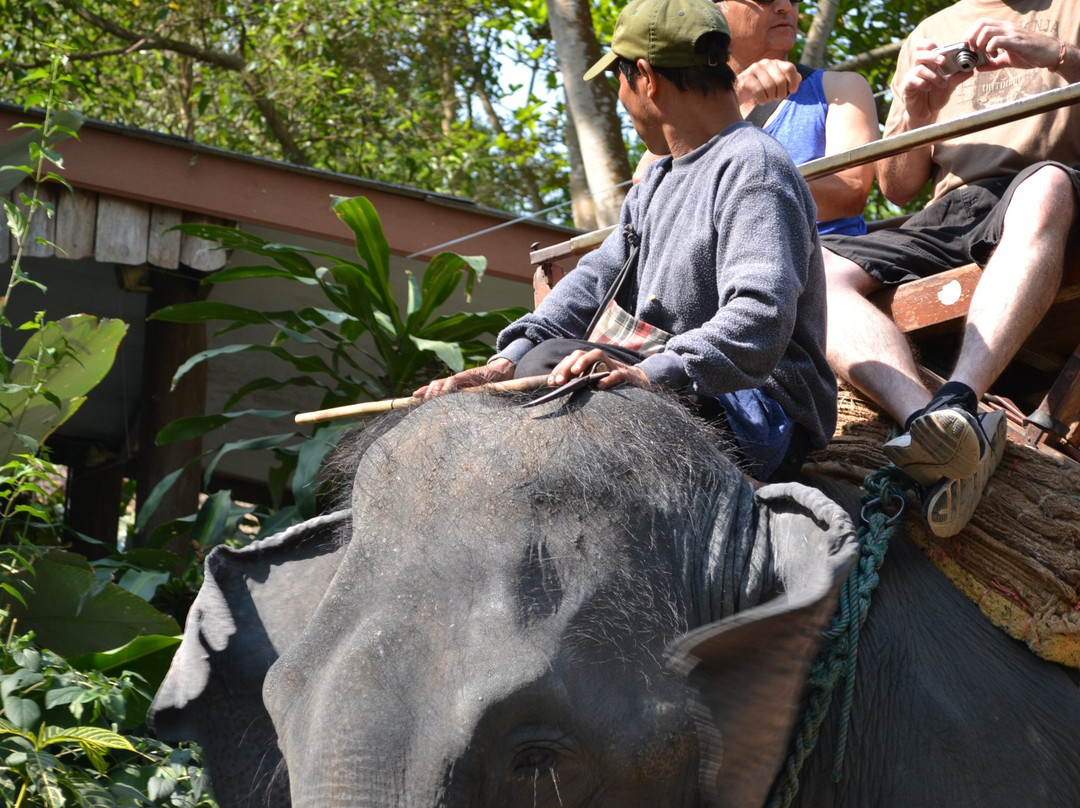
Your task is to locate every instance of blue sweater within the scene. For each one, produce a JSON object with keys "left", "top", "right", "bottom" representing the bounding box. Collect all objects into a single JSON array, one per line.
[{"left": 497, "top": 123, "right": 837, "bottom": 450}]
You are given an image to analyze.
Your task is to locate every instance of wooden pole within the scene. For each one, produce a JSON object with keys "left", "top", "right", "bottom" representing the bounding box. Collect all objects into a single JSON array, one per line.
[
  {"left": 295, "top": 375, "right": 552, "bottom": 424},
  {"left": 529, "top": 81, "right": 1080, "bottom": 265}
]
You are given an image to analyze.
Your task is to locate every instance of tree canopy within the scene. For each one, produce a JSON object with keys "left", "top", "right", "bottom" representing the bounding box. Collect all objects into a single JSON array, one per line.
[{"left": 0, "top": 0, "right": 954, "bottom": 227}]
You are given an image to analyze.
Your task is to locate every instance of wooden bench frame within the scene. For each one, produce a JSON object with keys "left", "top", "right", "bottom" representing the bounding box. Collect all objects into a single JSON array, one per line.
[{"left": 873, "top": 263, "right": 1080, "bottom": 454}]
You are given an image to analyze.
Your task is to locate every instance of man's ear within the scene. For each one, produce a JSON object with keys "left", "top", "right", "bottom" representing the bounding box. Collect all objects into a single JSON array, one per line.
[{"left": 637, "top": 58, "right": 660, "bottom": 98}]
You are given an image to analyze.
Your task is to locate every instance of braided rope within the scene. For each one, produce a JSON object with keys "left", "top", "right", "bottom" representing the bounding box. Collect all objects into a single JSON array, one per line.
[{"left": 765, "top": 466, "right": 912, "bottom": 808}]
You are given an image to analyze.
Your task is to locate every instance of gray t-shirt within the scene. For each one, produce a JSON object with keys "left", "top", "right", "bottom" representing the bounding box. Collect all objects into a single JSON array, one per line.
[{"left": 498, "top": 122, "right": 836, "bottom": 449}]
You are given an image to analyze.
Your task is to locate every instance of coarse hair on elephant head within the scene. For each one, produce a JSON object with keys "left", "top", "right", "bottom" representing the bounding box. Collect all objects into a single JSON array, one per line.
[{"left": 151, "top": 385, "right": 862, "bottom": 808}]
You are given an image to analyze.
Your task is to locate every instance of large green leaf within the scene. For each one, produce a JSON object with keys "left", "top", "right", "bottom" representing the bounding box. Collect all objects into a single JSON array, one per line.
[
  {"left": 67, "top": 634, "right": 182, "bottom": 693},
  {"left": 155, "top": 409, "right": 293, "bottom": 444},
  {"left": 409, "top": 336, "right": 466, "bottom": 374},
  {"left": 418, "top": 309, "right": 527, "bottom": 341},
  {"left": 5, "top": 553, "right": 180, "bottom": 658},
  {"left": 291, "top": 424, "right": 346, "bottom": 518},
  {"left": 200, "top": 432, "right": 297, "bottom": 487},
  {"left": 332, "top": 196, "right": 404, "bottom": 335},
  {"left": 0, "top": 314, "right": 127, "bottom": 464},
  {"left": 150, "top": 301, "right": 269, "bottom": 325},
  {"left": 40, "top": 725, "right": 136, "bottom": 752},
  {"left": 410, "top": 252, "right": 488, "bottom": 330}
]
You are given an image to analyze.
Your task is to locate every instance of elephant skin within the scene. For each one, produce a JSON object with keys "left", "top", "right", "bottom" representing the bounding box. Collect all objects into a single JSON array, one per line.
[{"left": 150, "top": 387, "right": 1080, "bottom": 807}]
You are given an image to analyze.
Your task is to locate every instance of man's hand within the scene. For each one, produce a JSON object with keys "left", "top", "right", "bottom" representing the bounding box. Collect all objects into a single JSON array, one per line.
[
  {"left": 895, "top": 38, "right": 974, "bottom": 127},
  {"left": 414, "top": 357, "right": 515, "bottom": 400},
  {"left": 546, "top": 348, "right": 649, "bottom": 391},
  {"left": 735, "top": 59, "right": 802, "bottom": 118},
  {"left": 967, "top": 19, "right": 1068, "bottom": 73}
]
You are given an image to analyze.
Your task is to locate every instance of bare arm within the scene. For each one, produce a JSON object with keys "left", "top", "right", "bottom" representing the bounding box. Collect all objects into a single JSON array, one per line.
[
  {"left": 877, "top": 37, "right": 972, "bottom": 205},
  {"left": 809, "top": 71, "right": 880, "bottom": 221},
  {"left": 880, "top": 20, "right": 1079, "bottom": 205}
]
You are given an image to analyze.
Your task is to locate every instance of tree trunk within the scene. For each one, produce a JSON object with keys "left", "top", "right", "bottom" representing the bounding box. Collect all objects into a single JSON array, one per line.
[
  {"left": 564, "top": 104, "right": 597, "bottom": 231},
  {"left": 546, "top": 0, "right": 630, "bottom": 228},
  {"left": 801, "top": 0, "right": 841, "bottom": 68}
]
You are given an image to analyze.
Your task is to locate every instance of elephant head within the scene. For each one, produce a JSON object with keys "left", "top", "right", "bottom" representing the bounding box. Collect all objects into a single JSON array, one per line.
[{"left": 151, "top": 387, "right": 857, "bottom": 808}]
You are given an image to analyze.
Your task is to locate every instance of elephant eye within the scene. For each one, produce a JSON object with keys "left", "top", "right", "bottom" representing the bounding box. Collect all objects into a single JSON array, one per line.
[{"left": 511, "top": 746, "right": 557, "bottom": 773}]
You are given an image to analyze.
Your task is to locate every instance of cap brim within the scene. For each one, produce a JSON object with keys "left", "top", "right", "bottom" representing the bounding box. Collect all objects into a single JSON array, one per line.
[{"left": 583, "top": 50, "right": 619, "bottom": 81}]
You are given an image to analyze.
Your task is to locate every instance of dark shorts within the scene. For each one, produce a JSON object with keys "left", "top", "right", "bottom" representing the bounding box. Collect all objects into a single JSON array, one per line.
[{"left": 821, "top": 161, "right": 1080, "bottom": 286}]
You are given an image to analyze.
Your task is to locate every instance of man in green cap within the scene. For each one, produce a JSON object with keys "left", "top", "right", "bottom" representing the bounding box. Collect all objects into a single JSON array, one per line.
[{"left": 418, "top": 0, "right": 834, "bottom": 482}]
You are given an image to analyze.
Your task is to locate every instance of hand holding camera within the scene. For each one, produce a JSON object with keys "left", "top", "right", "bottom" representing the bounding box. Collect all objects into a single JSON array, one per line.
[{"left": 933, "top": 42, "right": 990, "bottom": 76}]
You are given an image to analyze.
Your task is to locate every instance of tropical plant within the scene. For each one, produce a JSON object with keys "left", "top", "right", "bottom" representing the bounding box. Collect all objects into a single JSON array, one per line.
[
  {"left": 0, "top": 623, "right": 214, "bottom": 808},
  {"left": 139, "top": 194, "right": 527, "bottom": 544},
  {"left": 0, "top": 50, "right": 216, "bottom": 807}
]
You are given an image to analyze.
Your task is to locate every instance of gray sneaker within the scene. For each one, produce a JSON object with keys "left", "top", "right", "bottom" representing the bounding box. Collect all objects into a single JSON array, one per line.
[
  {"left": 882, "top": 406, "right": 982, "bottom": 487},
  {"left": 922, "top": 409, "right": 1008, "bottom": 538}
]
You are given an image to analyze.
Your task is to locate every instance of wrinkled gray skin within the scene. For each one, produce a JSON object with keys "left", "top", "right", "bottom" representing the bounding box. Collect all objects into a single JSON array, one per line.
[{"left": 150, "top": 388, "right": 1080, "bottom": 808}]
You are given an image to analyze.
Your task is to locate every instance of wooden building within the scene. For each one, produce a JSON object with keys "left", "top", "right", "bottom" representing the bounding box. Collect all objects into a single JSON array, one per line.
[{"left": 0, "top": 104, "right": 581, "bottom": 544}]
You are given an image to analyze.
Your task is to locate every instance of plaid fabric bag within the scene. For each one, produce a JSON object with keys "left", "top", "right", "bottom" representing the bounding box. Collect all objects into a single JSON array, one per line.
[
  {"left": 581, "top": 224, "right": 671, "bottom": 355},
  {"left": 587, "top": 299, "right": 672, "bottom": 356}
]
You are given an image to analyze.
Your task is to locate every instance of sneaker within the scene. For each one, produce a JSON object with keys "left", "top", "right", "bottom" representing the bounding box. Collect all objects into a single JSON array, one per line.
[
  {"left": 882, "top": 406, "right": 983, "bottom": 487},
  {"left": 922, "top": 409, "right": 1008, "bottom": 538}
]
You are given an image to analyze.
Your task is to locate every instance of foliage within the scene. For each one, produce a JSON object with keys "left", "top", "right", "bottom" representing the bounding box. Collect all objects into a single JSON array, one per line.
[
  {"left": 798, "top": 0, "right": 957, "bottom": 96},
  {"left": 0, "top": 314, "right": 128, "bottom": 463},
  {"left": 139, "top": 194, "right": 527, "bottom": 543},
  {"left": 0, "top": 0, "right": 952, "bottom": 226},
  {"left": 0, "top": 52, "right": 216, "bottom": 808},
  {"left": 0, "top": 446, "right": 207, "bottom": 807},
  {"left": 0, "top": 0, "right": 573, "bottom": 222},
  {"left": 0, "top": 624, "right": 214, "bottom": 808},
  {"left": 1, "top": 53, "right": 82, "bottom": 329},
  {"left": 1, "top": 53, "right": 129, "bottom": 467}
]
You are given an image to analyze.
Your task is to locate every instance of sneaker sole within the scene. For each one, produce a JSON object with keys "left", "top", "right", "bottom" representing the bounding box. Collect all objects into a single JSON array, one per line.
[
  {"left": 923, "top": 410, "right": 1008, "bottom": 538},
  {"left": 883, "top": 407, "right": 982, "bottom": 486}
]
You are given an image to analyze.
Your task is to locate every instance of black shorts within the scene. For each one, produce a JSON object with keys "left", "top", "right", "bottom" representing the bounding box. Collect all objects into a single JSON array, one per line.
[{"left": 821, "top": 161, "right": 1080, "bottom": 286}]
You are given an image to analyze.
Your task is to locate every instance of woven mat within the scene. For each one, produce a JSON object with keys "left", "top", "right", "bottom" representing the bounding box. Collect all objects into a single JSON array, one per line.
[{"left": 803, "top": 384, "right": 1080, "bottom": 668}]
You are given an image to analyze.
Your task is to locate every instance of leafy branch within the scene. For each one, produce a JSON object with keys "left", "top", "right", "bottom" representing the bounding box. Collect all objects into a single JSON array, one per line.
[{"left": 61, "top": 0, "right": 310, "bottom": 163}]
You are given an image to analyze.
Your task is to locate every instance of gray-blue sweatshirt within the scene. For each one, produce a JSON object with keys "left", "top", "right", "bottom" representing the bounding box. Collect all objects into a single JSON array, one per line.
[{"left": 497, "top": 122, "right": 836, "bottom": 449}]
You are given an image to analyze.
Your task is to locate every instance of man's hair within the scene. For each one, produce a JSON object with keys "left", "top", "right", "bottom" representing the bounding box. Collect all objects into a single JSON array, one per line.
[{"left": 616, "top": 32, "right": 736, "bottom": 93}]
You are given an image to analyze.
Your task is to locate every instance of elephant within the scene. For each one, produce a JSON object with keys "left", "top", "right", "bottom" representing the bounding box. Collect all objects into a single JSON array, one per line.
[{"left": 149, "top": 386, "right": 1080, "bottom": 808}]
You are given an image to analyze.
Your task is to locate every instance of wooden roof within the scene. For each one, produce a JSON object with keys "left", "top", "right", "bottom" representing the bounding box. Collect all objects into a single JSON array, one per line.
[{"left": 0, "top": 103, "right": 582, "bottom": 283}]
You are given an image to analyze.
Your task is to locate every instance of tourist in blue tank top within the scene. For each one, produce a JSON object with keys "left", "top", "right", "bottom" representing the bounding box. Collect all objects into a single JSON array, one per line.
[{"left": 634, "top": 0, "right": 879, "bottom": 236}]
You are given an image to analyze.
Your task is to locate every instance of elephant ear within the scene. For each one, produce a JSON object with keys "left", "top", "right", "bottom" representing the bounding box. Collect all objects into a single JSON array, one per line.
[
  {"left": 668, "top": 482, "right": 858, "bottom": 808},
  {"left": 150, "top": 510, "right": 350, "bottom": 808}
]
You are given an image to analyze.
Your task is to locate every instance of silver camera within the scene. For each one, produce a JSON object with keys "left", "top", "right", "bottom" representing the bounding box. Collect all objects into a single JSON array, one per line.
[{"left": 934, "top": 42, "right": 990, "bottom": 76}]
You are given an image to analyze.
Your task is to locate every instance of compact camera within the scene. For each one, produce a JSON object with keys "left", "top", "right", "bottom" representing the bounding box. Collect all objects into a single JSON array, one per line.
[{"left": 934, "top": 42, "right": 990, "bottom": 76}]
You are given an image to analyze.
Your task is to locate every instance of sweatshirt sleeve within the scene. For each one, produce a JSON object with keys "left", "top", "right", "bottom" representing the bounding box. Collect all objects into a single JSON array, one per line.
[{"left": 494, "top": 205, "right": 635, "bottom": 356}]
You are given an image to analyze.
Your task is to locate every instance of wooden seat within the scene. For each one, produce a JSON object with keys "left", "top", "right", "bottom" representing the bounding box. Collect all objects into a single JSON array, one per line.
[{"left": 872, "top": 260, "right": 1080, "bottom": 458}]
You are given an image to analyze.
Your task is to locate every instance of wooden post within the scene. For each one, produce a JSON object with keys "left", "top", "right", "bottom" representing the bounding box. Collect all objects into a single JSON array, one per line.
[
  {"left": 65, "top": 448, "right": 124, "bottom": 558},
  {"left": 135, "top": 270, "right": 208, "bottom": 554}
]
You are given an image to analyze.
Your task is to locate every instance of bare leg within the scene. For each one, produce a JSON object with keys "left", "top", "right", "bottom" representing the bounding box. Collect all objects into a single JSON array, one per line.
[
  {"left": 823, "top": 248, "right": 931, "bottom": 425},
  {"left": 951, "top": 165, "right": 1075, "bottom": 397}
]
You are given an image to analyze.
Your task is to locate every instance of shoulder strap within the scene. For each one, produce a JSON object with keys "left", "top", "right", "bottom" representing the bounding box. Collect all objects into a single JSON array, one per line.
[
  {"left": 744, "top": 63, "right": 817, "bottom": 128},
  {"left": 585, "top": 226, "right": 640, "bottom": 338}
]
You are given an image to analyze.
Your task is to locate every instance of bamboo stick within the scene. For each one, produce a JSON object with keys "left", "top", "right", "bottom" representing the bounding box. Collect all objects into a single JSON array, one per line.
[
  {"left": 295, "top": 375, "right": 552, "bottom": 424},
  {"left": 529, "top": 81, "right": 1080, "bottom": 265}
]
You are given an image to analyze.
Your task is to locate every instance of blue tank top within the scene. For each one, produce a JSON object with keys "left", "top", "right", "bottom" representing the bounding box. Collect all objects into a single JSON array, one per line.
[{"left": 765, "top": 69, "right": 867, "bottom": 237}]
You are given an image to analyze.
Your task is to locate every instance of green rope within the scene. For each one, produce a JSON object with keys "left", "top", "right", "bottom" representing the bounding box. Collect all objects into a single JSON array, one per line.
[{"left": 765, "top": 466, "right": 912, "bottom": 808}]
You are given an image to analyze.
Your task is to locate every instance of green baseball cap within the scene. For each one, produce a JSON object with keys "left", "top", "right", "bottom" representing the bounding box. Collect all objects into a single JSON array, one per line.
[{"left": 583, "top": 0, "right": 731, "bottom": 81}]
